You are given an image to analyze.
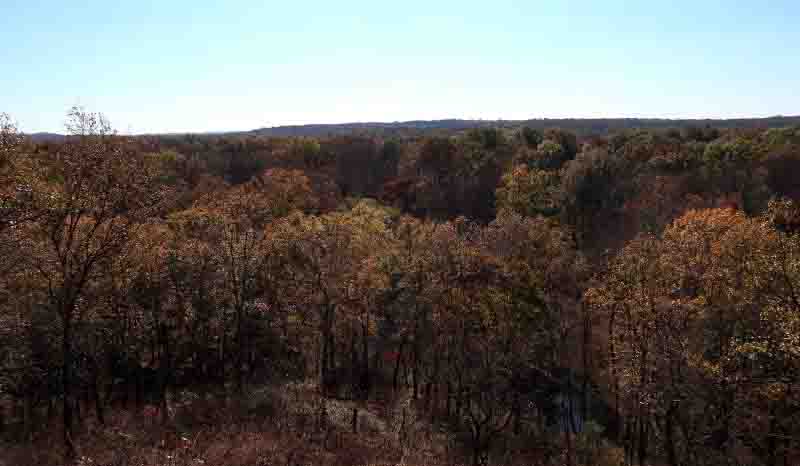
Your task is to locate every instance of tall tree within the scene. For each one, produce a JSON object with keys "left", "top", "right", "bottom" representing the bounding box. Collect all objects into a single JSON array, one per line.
[{"left": 20, "top": 108, "right": 162, "bottom": 459}]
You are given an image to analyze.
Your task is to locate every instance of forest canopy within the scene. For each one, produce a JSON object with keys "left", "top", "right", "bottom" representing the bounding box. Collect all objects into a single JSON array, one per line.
[{"left": 2, "top": 108, "right": 800, "bottom": 466}]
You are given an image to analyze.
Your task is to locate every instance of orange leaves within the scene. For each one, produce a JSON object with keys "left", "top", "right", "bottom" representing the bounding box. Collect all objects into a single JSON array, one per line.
[
  {"left": 167, "top": 206, "right": 226, "bottom": 242},
  {"left": 768, "top": 198, "right": 800, "bottom": 234},
  {"left": 661, "top": 208, "right": 780, "bottom": 310},
  {"left": 191, "top": 168, "right": 318, "bottom": 233},
  {"left": 592, "top": 204, "right": 800, "bottom": 446},
  {"left": 250, "top": 168, "right": 318, "bottom": 216}
]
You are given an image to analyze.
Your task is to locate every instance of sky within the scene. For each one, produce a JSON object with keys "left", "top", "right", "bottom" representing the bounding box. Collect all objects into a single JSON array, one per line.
[{"left": 2, "top": 0, "right": 799, "bottom": 134}]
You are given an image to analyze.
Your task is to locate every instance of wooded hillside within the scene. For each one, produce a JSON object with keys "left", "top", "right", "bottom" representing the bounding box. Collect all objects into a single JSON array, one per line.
[{"left": 2, "top": 109, "right": 800, "bottom": 466}]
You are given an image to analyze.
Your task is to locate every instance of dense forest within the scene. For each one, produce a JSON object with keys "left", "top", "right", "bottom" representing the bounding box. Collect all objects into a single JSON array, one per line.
[{"left": 2, "top": 108, "right": 800, "bottom": 466}]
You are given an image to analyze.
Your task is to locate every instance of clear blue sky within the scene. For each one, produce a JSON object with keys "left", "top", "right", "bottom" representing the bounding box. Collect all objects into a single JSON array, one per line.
[{"left": 2, "top": 0, "right": 799, "bottom": 134}]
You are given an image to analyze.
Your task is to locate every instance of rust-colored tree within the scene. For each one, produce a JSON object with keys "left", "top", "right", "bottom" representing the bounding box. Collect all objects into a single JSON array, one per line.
[{"left": 20, "top": 108, "right": 163, "bottom": 459}]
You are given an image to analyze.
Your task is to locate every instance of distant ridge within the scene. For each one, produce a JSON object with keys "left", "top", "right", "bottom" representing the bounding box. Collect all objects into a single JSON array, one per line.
[
  {"left": 247, "top": 116, "right": 800, "bottom": 137},
  {"left": 28, "top": 132, "right": 66, "bottom": 142},
  {"left": 25, "top": 116, "right": 800, "bottom": 140}
]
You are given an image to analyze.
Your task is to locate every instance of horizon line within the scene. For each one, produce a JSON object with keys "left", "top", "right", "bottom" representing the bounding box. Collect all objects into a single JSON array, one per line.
[{"left": 22, "top": 114, "right": 800, "bottom": 137}]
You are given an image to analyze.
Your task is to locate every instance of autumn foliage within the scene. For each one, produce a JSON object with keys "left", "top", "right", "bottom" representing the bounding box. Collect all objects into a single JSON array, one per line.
[{"left": 1, "top": 108, "right": 799, "bottom": 466}]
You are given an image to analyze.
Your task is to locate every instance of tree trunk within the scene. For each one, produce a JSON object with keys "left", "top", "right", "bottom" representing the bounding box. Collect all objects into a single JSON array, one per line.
[
  {"left": 471, "top": 422, "right": 484, "bottom": 466},
  {"left": 93, "top": 365, "right": 105, "bottom": 425},
  {"left": 135, "top": 364, "right": 144, "bottom": 413},
  {"left": 565, "top": 428, "right": 575, "bottom": 466},
  {"left": 350, "top": 328, "right": 358, "bottom": 398},
  {"left": 665, "top": 405, "right": 677, "bottom": 466},
  {"left": 62, "top": 311, "right": 76, "bottom": 460},
  {"left": 446, "top": 381, "right": 452, "bottom": 417},
  {"left": 429, "top": 354, "right": 439, "bottom": 414},
  {"left": 412, "top": 319, "right": 420, "bottom": 400},
  {"left": 455, "top": 386, "right": 463, "bottom": 420},
  {"left": 320, "top": 324, "right": 329, "bottom": 391},
  {"left": 624, "top": 417, "right": 634, "bottom": 466},
  {"left": 608, "top": 307, "right": 621, "bottom": 442},
  {"left": 23, "top": 392, "right": 33, "bottom": 441},
  {"left": 360, "top": 317, "right": 370, "bottom": 398},
  {"left": 75, "top": 390, "right": 82, "bottom": 424},
  {"left": 319, "top": 324, "right": 330, "bottom": 392},
  {"left": 48, "top": 397, "right": 55, "bottom": 423},
  {"left": 412, "top": 353, "right": 418, "bottom": 399},
  {"left": 328, "top": 330, "right": 335, "bottom": 376},
  {"left": 320, "top": 304, "right": 336, "bottom": 391},
  {"left": 782, "top": 384, "right": 792, "bottom": 466},
  {"left": 219, "top": 324, "right": 227, "bottom": 393},
  {"left": 638, "top": 412, "right": 649, "bottom": 466},
  {"left": 393, "top": 339, "right": 405, "bottom": 393},
  {"left": 159, "top": 323, "right": 171, "bottom": 424},
  {"left": 581, "top": 301, "right": 591, "bottom": 423},
  {"left": 236, "top": 303, "right": 245, "bottom": 395}
]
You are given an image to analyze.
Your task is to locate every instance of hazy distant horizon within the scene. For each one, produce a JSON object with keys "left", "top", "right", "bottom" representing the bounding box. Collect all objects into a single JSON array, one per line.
[{"left": 15, "top": 114, "right": 798, "bottom": 138}]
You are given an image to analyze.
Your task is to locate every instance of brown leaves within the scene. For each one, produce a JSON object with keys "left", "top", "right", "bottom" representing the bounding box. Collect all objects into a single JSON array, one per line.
[
  {"left": 590, "top": 206, "right": 800, "bottom": 459},
  {"left": 192, "top": 168, "right": 318, "bottom": 232}
]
